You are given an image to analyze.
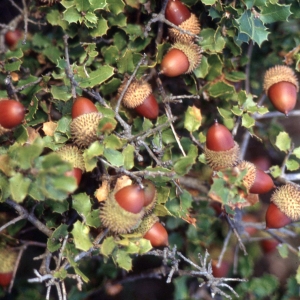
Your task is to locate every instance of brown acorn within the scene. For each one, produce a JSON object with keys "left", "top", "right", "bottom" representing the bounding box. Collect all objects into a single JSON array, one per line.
[
  {"left": 133, "top": 213, "right": 169, "bottom": 247},
  {"left": 204, "top": 121, "right": 240, "bottom": 171},
  {"left": 142, "top": 179, "right": 157, "bottom": 214},
  {"left": 119, "top": 79, "right": 159, "bottom": 120},
  {"left": 99, "top": 185, "right": 145, "bottom": 234},
  {"left": 160, "top": 42, "right": 202, "bottom": 77},
  {"left": 265, "top": 202, "right": 292, "bottom": 229},
  {"left": 270, "top": 183, "right": 300, "bottom": 222},
  {"left": 56, "top": 145, "right": 85, "bottom": 186},
  {"left": 236, "top": 161, "right": 274, "bottom": 194},
  {"left": 263, "top": 65, "right": 299, "bottom": 115}
]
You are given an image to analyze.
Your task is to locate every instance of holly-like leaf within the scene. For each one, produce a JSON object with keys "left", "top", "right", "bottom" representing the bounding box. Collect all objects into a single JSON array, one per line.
[
  {"left": 235, "top": 10, "right": 269, "bottom": 46},
  {"left": 275, "top": 131, "right": 291, "bottom": 153},
  {"left": 9, "top": 173, "right": 31, "bottom": 203},
  {"left": 101, "top": 236, "right": 117, "bottom": 257},
  {"left": 47, "top": 224, "right": 69, "bottom": 252},
  {"left": 115, "top": 248, "right": 132, "bottom": 271},
  {"left": 103, "top": 148, "right": 124, "bottom": 167},
  {"left": 184, "top": 106, "right": 202, "bottom": 132},
  {"left": 71, "top": 220, "right": 93, "bottom": 251},
  {"left": 260, "top": 3, "right": 292, "bottom": 24},
  {"left": 200, "top": 27, "right": 226, "bottom": 53},
  {"left": 78, "top": 66, "right": 114, "bottom": 88}
]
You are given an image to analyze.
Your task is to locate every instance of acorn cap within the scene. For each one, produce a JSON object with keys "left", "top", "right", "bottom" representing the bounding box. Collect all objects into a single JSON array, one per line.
[
  {"left": 204, "top": 142, "right": 240, "bottom": 171},
  {"left": 0, "top": 248, "right": 17, "bottom": 273},
  {"left": 235, "top": 161, "right": 256, "bottom": 190},
  {"left": 56, "top": 145, "right": 85, "bottom": 172},
  {"left": 70, "top": 112, "right": 102, "bottom": 148},
  {"left": 132, "top": 213, "right": 159, "bottom": 236},
  {"left": 263, "top": 65, "right": 299, "bottom": 93},
  {"left": 0, "top": 124, "right": 11, "bottom": 136},
  {"left": 168, "top": 13, "right": 201, "bottom": 42},
  {"left": 118, "top": 79, "right": 152, "bottom": 109},
  {"left": 271, "top": 183, "right": 300, "bottom": 221},
  {"left": 170, "top": 42, "right": 202, "bottom": 74},
  {"left": 100, "top": 191, "right": 145, "bottom": 234}
]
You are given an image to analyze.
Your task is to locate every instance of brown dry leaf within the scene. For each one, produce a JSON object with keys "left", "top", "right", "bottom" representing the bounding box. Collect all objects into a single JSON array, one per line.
[
  {"left": 95, "top": 180, "right": 110, "bottom": 202},
  {"left": 181, "top": 213, "right": 197, "bottom": 227},
  {"left": 10, "top": 72, "right": 19, "bottom": 81},
  {"left": 113, "top": 175, "right": 132, "bottom": 193},
  {"left": 42, "top": 121, "right": 57, "bottom": 136},
  {"left": 27, "top": 127, "right": 40, "bottom": 144}
]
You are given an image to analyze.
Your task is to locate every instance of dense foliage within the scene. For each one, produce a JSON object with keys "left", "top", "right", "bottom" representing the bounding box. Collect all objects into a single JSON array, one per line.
[{"left": 0, "top": 0, "right": 300, "bottom": 299}]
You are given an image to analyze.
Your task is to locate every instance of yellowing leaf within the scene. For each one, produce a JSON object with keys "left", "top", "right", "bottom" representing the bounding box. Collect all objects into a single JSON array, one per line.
[{"left": 43, "top": 121, "right": 57, "bottom": 136}]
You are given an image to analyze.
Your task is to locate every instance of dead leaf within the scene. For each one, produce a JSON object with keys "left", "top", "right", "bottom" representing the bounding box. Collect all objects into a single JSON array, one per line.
[
  {"left": 42, "top": 121, "right": 57, "bottom": 136},
  {"left": 95, "top": 180, "right": 110, "bottom": 202}
]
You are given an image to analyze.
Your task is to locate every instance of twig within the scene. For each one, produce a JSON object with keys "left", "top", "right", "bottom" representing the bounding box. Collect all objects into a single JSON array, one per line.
[
  {"left": 217, "top": 229, "right": 232, "bottom": 268},
  {"left": 0, "top": 214, "right": 27, "bottom": 233}
]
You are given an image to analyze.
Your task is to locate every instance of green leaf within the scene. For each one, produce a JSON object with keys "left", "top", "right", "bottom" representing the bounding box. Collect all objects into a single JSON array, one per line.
[
  {"left": 293, "top": 147, "right": 300, "bottom": 159},
  {"left": 235, "top": 10, "right": 269, "bottom": 46},
  {"left": 45, "top": 199, "right": 69, "bottom": 214},
  {"left": 101, "top": 236, "right": 117, "bottom": 257},
  {"left": 270, "top": 165, "right": 281, "bottom": 178},
  {"left": 173, "top": 145, "right": 198, "bottom": 176},
  {"left": 277, "top": 243, "right": 288, "bottom": 258},
  {"left": 43, "top": 45, "right": 62, "bottom": 64},
  {"left": 194, "top": 55, "right": 209, "bottom": 78},
  {"left": 71, "top": 220, "right": 93, "bottom": 251},
  {"left": 115, "top": 249, "right": 132, "bottom": 271},
  {"left": 72, "top": 193, "right": 92, "bottom": 217},
  {"left": 84, "top": 141, "right": 104, "bottom": 172},
  {"left": 90, "top": 18, "right": 108, "bottom": 37},
  {"left": 78, "top": 66, "right": 114, "bottom": 88},
  {"left": 117, "top": 49, "right": 136, "bottom": 74},
  {"left": 9, "top": 173, "right": 31, "bottom": 203},
  {"left": 241, "top": 113, "right": 255, "bottom": 128},
  {"left": 138, "top": 239, "right": 152, "bottom": 254},
  {"left": 260, "top": 3, "right": 292, "bottom": 24},
  {"left": 123, "top": 145, "right": 135, "bottom": 170},
  {"left": 286, "top": 159, "right": 299, "bottom": 171},
  {"left": 63, "top": 7, "right": 82, "bottom": 24},
  {"left": 74, "top": 0, "right": 90, "bottom": 11},
  {"left": 200, "top": 28, "right": 226, "bottom": 53},
  {"left": 202, "top": 0, "right": 217, "bottom": 5},
  {"left": 90, "top": 0, "right": 107, "bottom": 10},
  {"left": 107, "top": 0, "right": 125, "bottom": 14},
  {"left": 47, "top": 224, "right": 69, "bottom": 252},
  {"left": 184, "top": 106, "right": 202, "bottom": 132},
  {"left": 4, "top": 60, "right": 21, "bottom": 72},
  {"left": 275, "top": 131, "right": 291, "bottom": 153},
  {"left": 103, "top": 148, "right": 124, "bottom": 167},
  {"left": 51, "top": 85, "right": 72, "bottom": 102},
  {"left": 208, "top": 80, "right": 235, "bottom": 98}
]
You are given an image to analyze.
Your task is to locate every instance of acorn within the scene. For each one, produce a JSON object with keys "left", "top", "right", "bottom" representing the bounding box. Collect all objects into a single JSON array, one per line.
[
  {"left": 236, "top": 161, "right": 274, "bottom": 194},
  {"left": 160, "top": 42, "right": 202, "bottom": 77},
  {"left": 56, "top": 145, "right": 85, "bottom": 186},
  {"left": 263, "top": 65, "right": 299, "bottom": 115},
  {"left": 134, "top": 214, "right": 169, "bottom": 247},
  {"left": 99, "top": 184, "right": 145, "bottom": 234},
  {"left": 0, "top": 247, "right": 18, "bottom": 288},
  {"left": 142, "top": 179, "right": 157, "bottom": 214},
  {"left": 118, "top": 79, "right": 159, "bottom": 120},
  {"left": 166, "top": 0, "right": 200, "bottom": 42},
  {"left": 265, "top": 202, "right": 292, "bottom": 229},
  {"left": 70, "top": 97, "right": 102, "bottom": 148},
  {"left": 0, "top": 99, "right": 25, "bottom": 136},
  {"left": 204, "top": 121, "right": 240, "bottom": 171},
  {"left": 269, "top": 183, "right": 300, "bottom": 224}
]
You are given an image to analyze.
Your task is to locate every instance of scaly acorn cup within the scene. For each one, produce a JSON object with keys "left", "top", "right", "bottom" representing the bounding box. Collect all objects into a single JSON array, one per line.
[
  {"left": 270, "top": 183, "right": 300, "bottom": 222},
  {"left": 263, "top": 65, "right": 299, "bottom": 115},
  {"left": 204, "top": 121, "right": 240, "bottom": 171},
  {"left": 236, "top": 161, "right": 274, "bottom": 194},
  {"left": 0, "top": 248, "right": 18, "bottom": 288},
  {"left": 99, "top": 184, "right": 145, "bottom": 234},
  {"left": 166, "top": 0, "right": 200, "bottom": 42},
  {"left": 118, "top": 79, "right": 159, "bottom": 120},
  {"left": 160, "top": 42, "right": 202, "bottom": 77},
  {"left": 0, "top": 99, "right": 25, "bottom": 136},
  {"left": 134, "top": 214, "right": 169, "bottom": 247},
  {"left": 70, "top": 97, "right": 102, "bottom": 148},
  {"left": 56, "top": 145, "right": 85, "bottom": 186},
  {"left": 265, "top": 202, "right": 292, "bottom": 229},
  {"left": 142, "top": 179, "right": 157, "bottom": 214}
]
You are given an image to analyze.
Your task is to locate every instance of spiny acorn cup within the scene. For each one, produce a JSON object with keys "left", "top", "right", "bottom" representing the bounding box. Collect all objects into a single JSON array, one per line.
[
  {"left": 70, "top": 97, "right": 102, "bottom": 148},
  {"left": 160, "top": 42, "right": 202, "bottom": 77},
  {"left": 134, "top": 214, "right": 169, "bottom": 247},
  {"left": 0, "top": 248, "right": 18, "bottom": 288},
  {"left": 142, "top": 179, "right": 157, "bottom": 214},
  {"left": 263, "top": 65, "right": 299, "bottom": 115},
  {"left": 166, "top": 0, "right": 200, "bottom": 42},
  {"left": 204, "top": 121, "right": 240, "bottom": 171},
  {"left": 236, "top": 161, "right": 274, "bottom": 194},
  {"left": 269, "top": 183, "right": 300, "bottom": 224},
  {"left": 56, "top": 145, "right": 85, "bottom": 186},
  {"left": 0, "top": 99, "right": 25, "bottom": 136},
  {"left": 118, "top": 79, "right": 159, "bottom": 120},
  {"left": 100, "top": 184, "right": 145, "bottom": 234}
]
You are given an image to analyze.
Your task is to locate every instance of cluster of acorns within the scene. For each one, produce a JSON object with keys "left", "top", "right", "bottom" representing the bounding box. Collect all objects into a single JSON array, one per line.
[
  {"left": 205, "top": 121, "right": 300, "bottom": 230},
  {"left": 100, "top": 179, "right": 169, "bottom": 248},
  {"left": 160, "top": 0, "right": 202, "bottom": 77}
]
